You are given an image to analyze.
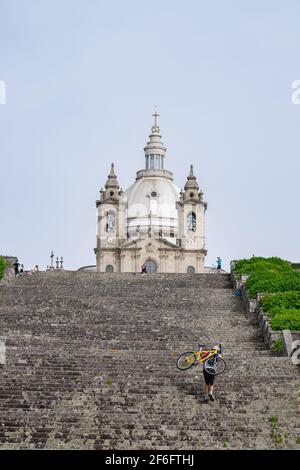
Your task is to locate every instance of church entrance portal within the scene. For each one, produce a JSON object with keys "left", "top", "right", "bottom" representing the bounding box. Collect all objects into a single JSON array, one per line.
[{"left": 145, "top": 259, "right": 157, "bottom": 273}]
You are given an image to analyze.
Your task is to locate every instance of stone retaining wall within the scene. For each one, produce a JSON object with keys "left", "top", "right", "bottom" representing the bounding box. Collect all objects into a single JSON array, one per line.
[{"left": 256, "top": 294, "right": 283, "bottom": 352}]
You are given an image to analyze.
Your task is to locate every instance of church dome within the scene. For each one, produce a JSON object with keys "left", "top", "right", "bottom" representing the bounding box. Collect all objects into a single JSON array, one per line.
[
  {"left": 125, "top": 175, "right": 180, "bottom": 242},
  {"left": 124, "top": 113, "right": 180, "bottom": 243}
]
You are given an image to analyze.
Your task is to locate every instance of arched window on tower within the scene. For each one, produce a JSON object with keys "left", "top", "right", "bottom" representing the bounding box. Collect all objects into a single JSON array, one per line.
[
  {"left": 106, "top": 211, "right": 116, "bottom": 232},
  {"left": 187, "top": 212, "right": 196, "bottom": 232}
]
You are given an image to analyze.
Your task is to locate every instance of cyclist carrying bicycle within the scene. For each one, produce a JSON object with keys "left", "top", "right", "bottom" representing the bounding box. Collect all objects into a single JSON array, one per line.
[
  {"left": 203, "top": 345, "right": 220, "bottom": 402},
  {"left": 176, "top": 342, "right": 226, "bottom": 402}
]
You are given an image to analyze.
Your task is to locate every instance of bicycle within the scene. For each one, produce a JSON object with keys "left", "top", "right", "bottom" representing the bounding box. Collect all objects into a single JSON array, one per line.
[
  {"left": 208, "top": 264, "right": 218, "bottom": 273},
  {"left": 176, "top": 343, "right": 226, "bottom": 375},
  {"left": 208, "top": 265, "right": 226, "bottom": 274}
]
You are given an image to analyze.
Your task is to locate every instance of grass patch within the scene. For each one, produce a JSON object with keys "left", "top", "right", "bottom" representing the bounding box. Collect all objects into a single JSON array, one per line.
[
  {"left": 0, "top": 257, "right": 8, "bottom": 280},
  {"left": 272, "top": 339, "right": 284, "bottom": 352}
]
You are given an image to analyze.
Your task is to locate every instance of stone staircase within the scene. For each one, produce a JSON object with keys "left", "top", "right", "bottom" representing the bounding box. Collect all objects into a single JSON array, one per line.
[{"left": 0, "top": 272, "right": 299, "bottom": 449}]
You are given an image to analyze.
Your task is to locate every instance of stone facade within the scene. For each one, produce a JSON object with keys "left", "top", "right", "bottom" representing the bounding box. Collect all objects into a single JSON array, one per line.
[
  {"left": 96, "top": 237, "right": 206, "bottom": 274},
  {"left": 94, "top": 115, "right": 207, "bottom": 273}
]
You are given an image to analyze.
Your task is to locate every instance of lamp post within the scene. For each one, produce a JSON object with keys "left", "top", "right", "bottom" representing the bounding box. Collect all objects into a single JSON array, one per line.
[{"left": 50, "top": 251, "right": 54, "bottom": 270}]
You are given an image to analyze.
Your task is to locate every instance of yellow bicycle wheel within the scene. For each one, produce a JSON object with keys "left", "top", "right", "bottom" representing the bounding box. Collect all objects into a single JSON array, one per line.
[{"left": 176, "top": 352, "right": 196, "bottom": 370}]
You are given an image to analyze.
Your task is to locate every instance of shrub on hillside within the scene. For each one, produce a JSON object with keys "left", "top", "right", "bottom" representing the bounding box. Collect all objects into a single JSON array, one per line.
[
  {"left": 233, "top": 257, "right": 300, "bottom": 298},
  {"left": 0, "top": 256, "right": 8, "bottom": 280},
  {"left": 234, "top": 257, "right": 292, "bottom": 276},
  {"left": 260, "top": 292, "right": 300, "bottom": 331},
  {"left": 270, "top": 311, "right": 300, "bottom": 331},
  {"left": 233, "top": 257, "right": 300, "bottom": 330},
  {"left": 246, "top": 271, "right": 300, "bottom": 298},
  {"left": 261, "top": 291, "right": 300, "bottom": 315}
]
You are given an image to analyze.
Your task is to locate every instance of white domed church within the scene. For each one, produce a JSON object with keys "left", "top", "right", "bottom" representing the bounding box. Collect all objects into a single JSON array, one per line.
[{"left": 94, "top": 113, "right": 207, "bottom": 273}]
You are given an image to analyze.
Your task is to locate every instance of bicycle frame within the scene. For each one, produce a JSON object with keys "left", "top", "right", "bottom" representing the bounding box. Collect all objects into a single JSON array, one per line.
[{"left": 185, "top": 348, "right": 218, "bottom": 365}]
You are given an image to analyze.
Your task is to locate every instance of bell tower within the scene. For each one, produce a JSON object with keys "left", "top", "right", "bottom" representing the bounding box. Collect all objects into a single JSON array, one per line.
[
  {"left": 177, "top": 165, "right": 207, "bottom": 271},
  {"left": 94, "top": 164, "right": 126, "bottom": 272}
]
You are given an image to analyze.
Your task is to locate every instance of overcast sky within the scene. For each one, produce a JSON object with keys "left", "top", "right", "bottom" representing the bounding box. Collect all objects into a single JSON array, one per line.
[{"left": 0, "top": 0, "right": 299, "bottom": 271}]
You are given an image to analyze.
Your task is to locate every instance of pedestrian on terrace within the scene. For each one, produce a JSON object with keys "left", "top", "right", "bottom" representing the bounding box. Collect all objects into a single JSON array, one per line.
[{"left": 13, "top": 261, "right": 20, "bottom": 277}]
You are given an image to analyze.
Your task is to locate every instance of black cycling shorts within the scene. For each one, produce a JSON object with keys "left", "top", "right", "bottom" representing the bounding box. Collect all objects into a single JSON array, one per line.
[{"left": 203, "top": 368, "right": 215, "bottom": 385}]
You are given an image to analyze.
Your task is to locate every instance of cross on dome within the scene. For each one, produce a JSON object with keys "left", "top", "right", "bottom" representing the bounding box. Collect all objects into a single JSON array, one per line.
[
  {"left": 151, "top": 109, "right": 160, "bottom": 133},
  {"left": 144, "top": 110, "right": 167, "bottom": 171}
]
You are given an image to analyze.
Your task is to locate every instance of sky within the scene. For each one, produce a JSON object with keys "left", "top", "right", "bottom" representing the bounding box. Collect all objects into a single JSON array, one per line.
[{"left": 0, "top": 0, "right": 299, "bottom": 271}]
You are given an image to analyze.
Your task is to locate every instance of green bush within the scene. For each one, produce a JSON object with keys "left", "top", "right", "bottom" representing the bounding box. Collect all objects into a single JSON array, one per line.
[
  {"left": 261, "top": 292, "right": 300, "bottom": 315},
  {"left": 233, "top": 257, "right": 300, "bottom": 298},
  {"left": 234, "top": 257, "right": 292, "bottom": 276},
  {"left": 261, "top": 292, "right": 300, "bottom": 331},
  {"left": 234, "top": 257, "right": 300, "bottom": 331},
  {"left": 270, "top": 312, "right": 300, "bottom": 331},
  {"left": 246, "top": 271, "right": 300, "bottom": 298},
  {"left": 272, "top": 339, "right": 284, "bottom": 352},
  {"left": 0, "top": 256, "right": 8, "bottom": 280}
]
